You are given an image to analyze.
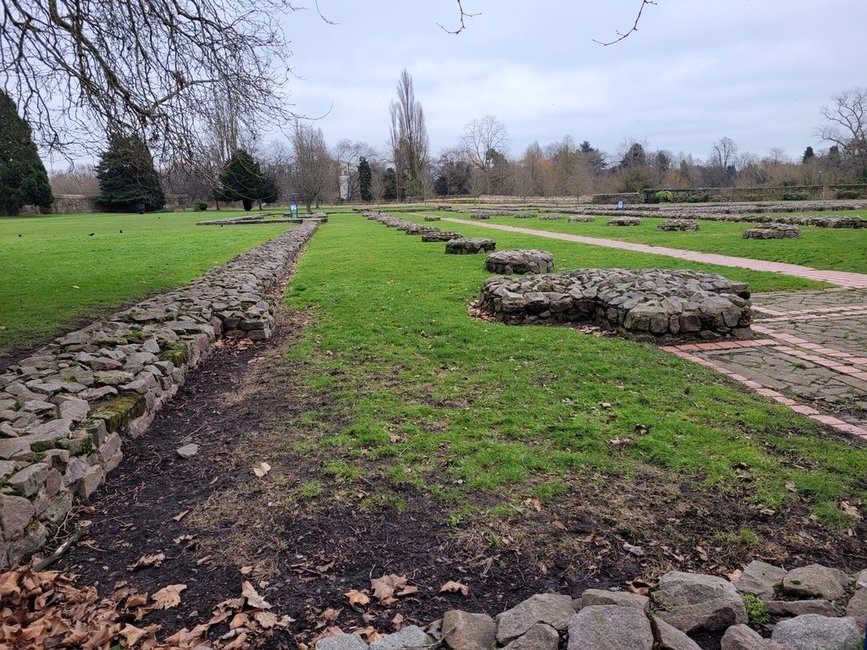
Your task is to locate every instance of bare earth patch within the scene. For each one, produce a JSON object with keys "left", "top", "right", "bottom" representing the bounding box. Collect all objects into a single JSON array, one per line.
[{"left": 32, "top": 306, "right": 864, "bottom": 649}]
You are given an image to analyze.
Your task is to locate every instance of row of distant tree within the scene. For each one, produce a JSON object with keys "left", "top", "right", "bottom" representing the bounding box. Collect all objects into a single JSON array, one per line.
[{"left": 3, "top": 77, "right": 866, "bottom": 216}]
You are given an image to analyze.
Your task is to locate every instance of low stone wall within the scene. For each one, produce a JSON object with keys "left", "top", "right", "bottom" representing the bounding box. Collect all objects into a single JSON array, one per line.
[
  {"left": 478, "top": 268, "right": 752, "bottom": 342},
  {"left": 568, "top": 216, "right": 596, "bottom": 223},
  {"left": 326, "top": 561, "right": 865, "bottom": 650},
  {"left": 422, "top": 231, "right": 463, "bottom": 242},
  {"left": 361, "top": 211, "right": 464, "bottom": 246},
  {"left": 743, "top": 224, "right": 801, "bottom": 239},
  {"left": 0, "top": 221, "right": 318, "bottom": 568},
  {"left": 485, "top": 250, "right": 554, "bottom": 275},
  {"left": 658, "top": 219, "right": 700, "bottom": 231}
]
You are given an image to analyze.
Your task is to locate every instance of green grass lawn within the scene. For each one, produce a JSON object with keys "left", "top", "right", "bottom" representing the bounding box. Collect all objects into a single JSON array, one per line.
[
  {"left": 394, "top": 211, "right": 824, "bottom": 293},
  {"left": 0, "top": 211, "right": 289, "bottom": 354},
  {"left": 435, "top": 209, "right": 867, "bottom": 275},
  {"left": 284, "top": 211, "right": 865, "bottom": 533}
]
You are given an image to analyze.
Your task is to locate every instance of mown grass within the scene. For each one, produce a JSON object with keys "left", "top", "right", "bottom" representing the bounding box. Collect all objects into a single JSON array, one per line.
[
  {"left": 285, "top": 211, "right": 865, "bottom": 529},
  {"left": 0, "top": 211, "right": 289, "bottom": 354},
  {"left": 437, "top": 208, "right": 867, "bottom": 275}
]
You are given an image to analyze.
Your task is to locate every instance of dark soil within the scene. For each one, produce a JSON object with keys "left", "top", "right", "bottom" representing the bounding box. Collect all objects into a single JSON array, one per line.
[{"left": 48, "top": 307, "right": 867, "bottom": 650}]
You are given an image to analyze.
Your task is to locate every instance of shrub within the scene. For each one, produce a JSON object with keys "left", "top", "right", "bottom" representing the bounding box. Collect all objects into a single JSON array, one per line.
[
  {"left": 655, "top": 190, "right": 674, "bottom": 203},
  {"left": 835, "top": 189, "right": 861, "bottom": 199},
  {"left": 194, "top": 199, "right": 208, "bottom": 211},
  {"left": 782, "top": 192, "right": 808, "bottom": 201},
  {"left": 683, "top": 190, "right": 712, "bottom": 203}
]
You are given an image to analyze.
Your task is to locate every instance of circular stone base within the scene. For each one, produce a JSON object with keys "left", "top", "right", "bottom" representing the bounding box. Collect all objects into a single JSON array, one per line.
[
  {"left": 445, "top": 238, "right": 496, "bottom": 254},
  {"left": 485, "top": 249, "right": 554, "bottom": 275},
  {"left": 743, "top": 224, "right": 800, "bottom": 239},
  {"left": 607, "top": 217, "right": 642, "bottom": 226},
  {"left": 658, "top": 219, "right": 699, "bottom": 231}
]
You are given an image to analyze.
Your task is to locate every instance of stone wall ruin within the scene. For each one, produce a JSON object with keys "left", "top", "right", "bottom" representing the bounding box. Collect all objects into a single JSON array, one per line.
[
  {"left": 0, "top": 222, "right": 318, "bottom": 567},
  {"left": 478, "top": 268, "right": 752, "bottom": 342}
]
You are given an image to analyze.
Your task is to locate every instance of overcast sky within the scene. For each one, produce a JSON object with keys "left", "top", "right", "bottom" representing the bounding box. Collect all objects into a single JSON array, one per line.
[{"left": 277, "top": 0, "right": 865, "bottom": 163}]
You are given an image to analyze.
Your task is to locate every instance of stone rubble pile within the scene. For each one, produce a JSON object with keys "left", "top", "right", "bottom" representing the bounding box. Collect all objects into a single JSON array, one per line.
[
  {"left": 478, "top": 268, "right": 752, "bottom": 341},
  {"left": 485, "top": 250, "right": 555, "bottom": 275},
  {"left": 658, "top": 219, "right": 700, "bottom": 232},
  {"left": 446, "top": 238, "right": 497, "bottom": 255},
  {"left": 607, "top": 217, "right": 642, "bottom": 227},
  {"left": 0, "top": 222, "right": 318, "bottom": 568},
  {"left": 743, "top": 224, "right": 801, "bottom": 239},
  {"left": 315, "top": 562, "right": 866, "bottom": 650}
]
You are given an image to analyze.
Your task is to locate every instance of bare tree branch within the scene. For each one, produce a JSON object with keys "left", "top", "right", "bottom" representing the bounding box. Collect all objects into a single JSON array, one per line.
[
  {"left": 593, "top": 0, "right": 657, "bottom": 46},
  {"left": 0, "top": 0, "right": 304, "bottom": 168},
  {"left": 437, "top": 0, "right": 480, "bottom": 35}
]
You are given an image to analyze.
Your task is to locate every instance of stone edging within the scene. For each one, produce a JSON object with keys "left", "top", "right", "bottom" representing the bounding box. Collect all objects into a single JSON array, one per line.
[
  {"left": 0, "top": 222, "right": 318, "bottom": 568},
  {"left": 314, "top": 562, "right": 866, "bottom": 649}
]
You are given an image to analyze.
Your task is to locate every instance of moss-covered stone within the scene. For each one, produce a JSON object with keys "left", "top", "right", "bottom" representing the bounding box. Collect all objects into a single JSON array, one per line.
[
  {"left": 57, "top": 433, "right": 93, "bottom": 456},
  {"left": 159, "top": 342, "right": 189, "bottom": 367},
  {"left": 88, "top": 394, "right": 146, "bottom": 434}
]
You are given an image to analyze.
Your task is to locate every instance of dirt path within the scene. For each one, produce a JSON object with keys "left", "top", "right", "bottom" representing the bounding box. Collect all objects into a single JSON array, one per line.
[{"left": 442, "top": 218, "right": 867, "bottom": 289}]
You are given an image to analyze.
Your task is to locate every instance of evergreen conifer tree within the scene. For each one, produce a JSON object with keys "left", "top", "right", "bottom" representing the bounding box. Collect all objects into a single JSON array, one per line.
[
  {"left": 0, "top": 91, "right": 53, "bottom": 215},
  {"left": 95, "top": 133, "right": 165, "bottom": 212},
  {"left": 219, "top": 149, "right": 268, "bottom": 211},
  {"left": 358, "top": 157, "right": 372, "bottom": 202}
]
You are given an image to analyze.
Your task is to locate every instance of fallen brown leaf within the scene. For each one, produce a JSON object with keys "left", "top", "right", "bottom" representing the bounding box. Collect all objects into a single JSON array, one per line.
[
  {"left": 127, "top": 553, "right": 165, "bottom": 572},
  {"left": 151, "top": 583, "right": 186, "bottom": 610},
  {"left": 440, "top": 580, "right": 469, "bottom": 596},
  {"left": 345, "top": 589, "right": 370, "bottom": 606},
  {"left": 241, "top": 580, "right": 271, "bottom": 610},
  {"left": 253, "top": 462, "right": 272, "bottom": 478},
  {"left": 370, "top": 574, "right": 409, "bottom": 604}
]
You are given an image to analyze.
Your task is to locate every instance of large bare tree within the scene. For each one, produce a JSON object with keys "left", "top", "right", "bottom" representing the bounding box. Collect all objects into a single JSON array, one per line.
[
  {"left": 389, "top": 69, "right": 430, "bottom": 200},
  {"left": 461, "top": 114, "right": 509, "bottom": 194},
  {"left": 290, "top": 120, "right": 332, "bottom": 212},
  {"left": 0, "top": 0, "right": 297, "bottom": 166},
  {"left": 819, "top": 88, "right": 867, "bottom": 180}
]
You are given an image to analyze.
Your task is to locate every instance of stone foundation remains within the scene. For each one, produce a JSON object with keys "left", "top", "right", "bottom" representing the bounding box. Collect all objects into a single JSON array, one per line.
[
  {"left": 0, "top": 222, "right": 318, "bottom": 568},
  {"left": 446, "top": 238, "right": 497, "bottom": 255},
  {"left": 478, "top": 268, "right": 752, "bottom": 342},
  {"left": 743, "top": 224, "right": 801, "bottom": 239},
  {"left": 658, "top": 219, "right": 700, "bottom": 231},
  {"left": 485, "top": 250, "right": 554, "bottom": 275},
  {"left": 539, "top": 214, "right": 565, "bottom": 221},
  {"left": 568, "top": 216, "right": 596, "bottom": 223},
  {"left": 607, "top": 217, "right": 642, "bottom": 226}
]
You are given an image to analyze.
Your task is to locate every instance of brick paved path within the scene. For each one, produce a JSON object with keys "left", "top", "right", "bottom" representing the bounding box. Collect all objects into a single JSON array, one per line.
[{"left": 443, "top": 219, "right": 867, "bottom": 440}]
